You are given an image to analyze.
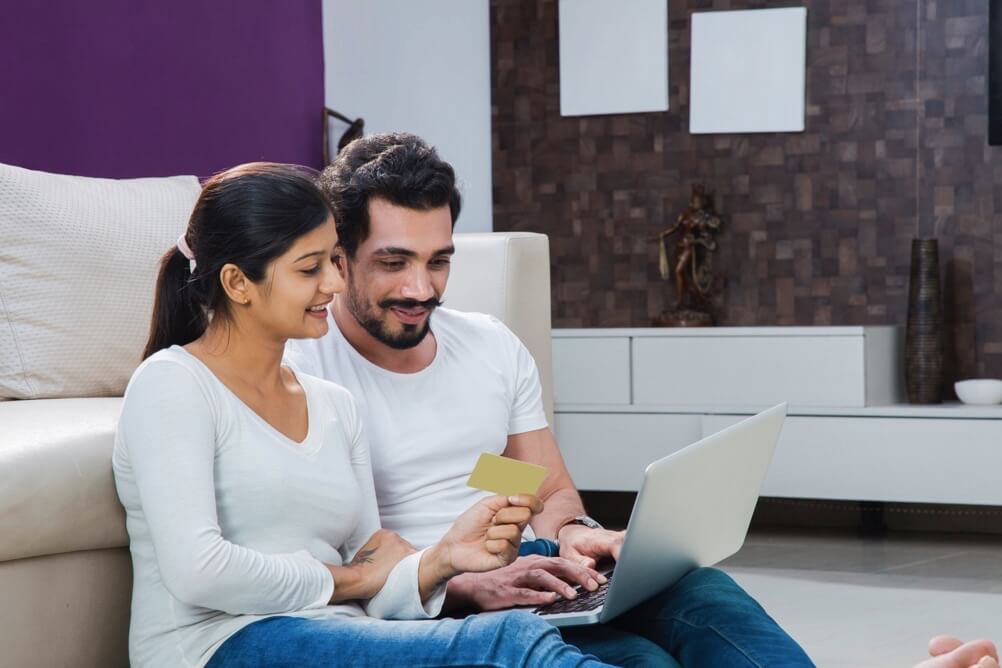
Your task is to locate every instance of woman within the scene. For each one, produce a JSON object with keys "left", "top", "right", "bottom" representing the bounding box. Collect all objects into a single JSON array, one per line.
[{"left": 113, "top": 163, "right": 612, "bottom": 667}]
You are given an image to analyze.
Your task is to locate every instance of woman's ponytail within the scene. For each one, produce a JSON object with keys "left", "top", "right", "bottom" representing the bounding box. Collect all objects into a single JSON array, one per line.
[
  {"left": 142, "top": 246, "right": 208, "bottom": 359},
  {"left": 141, "top": 163, "right": 332, "bottom": 360}
]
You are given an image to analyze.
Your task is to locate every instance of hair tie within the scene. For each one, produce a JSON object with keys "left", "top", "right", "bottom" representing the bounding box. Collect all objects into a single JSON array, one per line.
[{"left": 176, "top": 233, "right": 197, "bottom": 273}]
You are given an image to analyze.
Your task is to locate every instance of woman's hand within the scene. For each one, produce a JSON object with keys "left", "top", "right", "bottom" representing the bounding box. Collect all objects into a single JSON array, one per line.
[
  {"left": 327, "top": 528, "right": 417, "bottom": 603},
  {"left": 420, "top": 494, "right": 543, "bottom": 595}
]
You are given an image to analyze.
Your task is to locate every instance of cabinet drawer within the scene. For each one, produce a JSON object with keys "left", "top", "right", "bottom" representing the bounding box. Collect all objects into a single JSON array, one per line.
[
  {"left": 553, "top": 337, "right": 630, "bottom": 405},
  {"left": 702, "top": 414, "right": 1002, "bottom": 505},
  {"left": 555, "top": 413, "right": 701, "bottom": 491},
  {"left": 633, "top": 335, "right": 866, "bottom": 407}
]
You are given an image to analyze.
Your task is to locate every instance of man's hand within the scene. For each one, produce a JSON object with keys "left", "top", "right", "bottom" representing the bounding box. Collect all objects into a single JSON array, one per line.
[
  {"left": 446, "top": 554, "right": 607, "bottom": 610},
  {"left": 557, "top": 523, "right": 625, "bottom": 568}
]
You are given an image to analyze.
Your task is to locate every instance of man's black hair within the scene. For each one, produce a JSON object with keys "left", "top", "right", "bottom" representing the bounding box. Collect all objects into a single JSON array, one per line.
[{"left": 316, "top": 132, "right": 461, "bottom": 258}]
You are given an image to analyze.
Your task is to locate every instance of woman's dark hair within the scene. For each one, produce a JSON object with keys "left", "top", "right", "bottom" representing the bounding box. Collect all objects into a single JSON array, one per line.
[
  {"left": 315, "top": 132, "right": 462, "bottom": 259},
  {"left": 143, "top": 163, "right": 333, "bottom": 359}
]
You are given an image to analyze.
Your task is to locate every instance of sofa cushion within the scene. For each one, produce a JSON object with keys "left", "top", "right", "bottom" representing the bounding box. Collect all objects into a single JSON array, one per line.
[
  {"left": 446, "top": 232, "right": 554, "bottom": 425},
  {"left": 0, "top": 398, "right": 127, "bottom": 561},
  {"left": 0, "top": 163, "right": 200, "bottom": 399}
]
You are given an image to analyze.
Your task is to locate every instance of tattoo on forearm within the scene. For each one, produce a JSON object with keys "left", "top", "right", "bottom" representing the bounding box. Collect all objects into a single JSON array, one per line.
[{"left": 352, "top": 548, "right": 376, "bottom": 565}]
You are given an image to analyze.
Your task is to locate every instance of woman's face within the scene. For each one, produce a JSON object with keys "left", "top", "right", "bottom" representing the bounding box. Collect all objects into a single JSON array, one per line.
[{"left": 246, "top": 216, "right": 343, "bottom": 341}]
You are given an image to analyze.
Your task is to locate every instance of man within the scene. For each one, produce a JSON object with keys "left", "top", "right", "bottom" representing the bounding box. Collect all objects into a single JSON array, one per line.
[{"left": 286, "top": 132, "right": 813, "bottom": 666}]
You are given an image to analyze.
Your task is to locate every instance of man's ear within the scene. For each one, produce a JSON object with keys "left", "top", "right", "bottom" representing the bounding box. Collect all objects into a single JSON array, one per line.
[
  {"left": 333, "top": 246, "right": 348, "bottom": 278},
  {"left": 219, "top": 263, "right": 252, "bottom": 306}
]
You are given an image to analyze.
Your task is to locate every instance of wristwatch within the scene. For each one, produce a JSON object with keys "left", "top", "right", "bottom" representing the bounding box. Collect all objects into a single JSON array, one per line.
[{"left": 562, "top": 514, "right": 604, "bottom": 532}]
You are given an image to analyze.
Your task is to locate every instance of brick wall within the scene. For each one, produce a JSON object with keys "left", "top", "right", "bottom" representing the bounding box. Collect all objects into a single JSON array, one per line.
[{"left": 491, "top": 0, "right": 1002, "bottom": 382}]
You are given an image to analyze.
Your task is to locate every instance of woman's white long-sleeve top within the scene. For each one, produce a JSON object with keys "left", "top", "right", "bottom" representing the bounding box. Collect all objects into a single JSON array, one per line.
[{"left": 112, "top": 347, "right": 445, "bottom": 667}]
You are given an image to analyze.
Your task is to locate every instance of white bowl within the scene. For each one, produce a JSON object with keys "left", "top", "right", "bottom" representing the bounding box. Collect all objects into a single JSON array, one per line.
[{"left": 954, "top": 379, "right": 1002, "bottom": 405}]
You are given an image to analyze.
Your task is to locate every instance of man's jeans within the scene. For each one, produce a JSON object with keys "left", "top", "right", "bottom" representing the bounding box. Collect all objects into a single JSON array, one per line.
[
  {"left": 519, "top": 538, "right": 812, "bottom": 667},
  {"left": 566, "top": 567, "right": 815, "bottom": 667},
  {"left": 206, "top": 609, "right": 614, "bottom": 667}
]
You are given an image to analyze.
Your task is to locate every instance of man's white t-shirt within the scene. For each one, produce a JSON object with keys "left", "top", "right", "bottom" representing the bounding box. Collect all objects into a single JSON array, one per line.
[
  {"left": 285, "top": 308, "right": 549, "bottom": 549},
  {"left": 113, "top": 347, "right": 444, "bottom": 667}
]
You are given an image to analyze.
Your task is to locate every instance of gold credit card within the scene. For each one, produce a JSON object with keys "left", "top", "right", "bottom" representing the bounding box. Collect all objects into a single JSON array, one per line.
[{"left": 466, "top": 452, "right": 547, "bottom": 497}]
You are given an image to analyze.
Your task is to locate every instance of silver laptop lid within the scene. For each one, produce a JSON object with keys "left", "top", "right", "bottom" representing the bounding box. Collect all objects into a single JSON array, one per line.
[{"left": 600, "top": 403, "right": 787, "bottom": 623}]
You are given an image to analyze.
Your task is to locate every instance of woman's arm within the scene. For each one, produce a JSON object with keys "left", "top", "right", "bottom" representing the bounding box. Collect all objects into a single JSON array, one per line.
[
  {"left": 354, "top": 494, "right": 540, "bottom": 618},
  {"left": 333, "top": 391, "right": 445, "bottom": 617},
  {"left": 119, "top": 362, "right": 333, "bottom": 615},
  {"left": 416, "top": 543, "right": 459, "bottom": 601},
  {"left": 328, "top": 528, "right": 421, "bottom": 602},
  {"left": 333, "top": 388, "right": 543, "bottom": 617}
]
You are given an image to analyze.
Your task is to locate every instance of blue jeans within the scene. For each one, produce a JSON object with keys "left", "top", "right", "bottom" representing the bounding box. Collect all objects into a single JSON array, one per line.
[
  {"left": 206, "top": 609, "right": 614, "bottom": 667},
  {"left": 563, "top": 625, "right": 680, "bottom": 668},
  {"left": 519, "top": 539, "right": 810, "bottom": 667},
  {"left": 209, "top": 568, "right": 811, "bottom": 667},
  {"left": 519, "top": 540, "right": 678, "bottom": 666},
  {"left": 568, "top": 567, "right": 814, "bottom": 667}
]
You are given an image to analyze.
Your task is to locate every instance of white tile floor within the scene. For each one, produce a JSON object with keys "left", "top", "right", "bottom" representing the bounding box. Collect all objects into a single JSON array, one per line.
[{"left": 720, "top": 531, "right": 1002, "bottom": 667}]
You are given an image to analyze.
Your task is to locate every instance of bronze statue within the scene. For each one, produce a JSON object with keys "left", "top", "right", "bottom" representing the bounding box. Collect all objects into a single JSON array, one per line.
[{"left": 653, "top": 184, "right": 722, "bottom": 326}]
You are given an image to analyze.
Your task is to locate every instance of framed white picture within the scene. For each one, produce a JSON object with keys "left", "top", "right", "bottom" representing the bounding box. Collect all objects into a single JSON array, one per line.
[
  {"left": 558, "top": 0, "right": 669, "bottom": 116},
  {"left": 689, "top": 7, "right": 807, "bottom": 134}
]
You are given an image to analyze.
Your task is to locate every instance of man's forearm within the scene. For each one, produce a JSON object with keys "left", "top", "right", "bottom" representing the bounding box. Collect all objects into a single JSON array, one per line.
[
  {"left": 503, "top": 427, "right": 587, "bottom": 540},
  {"left": 530, "top": 485, "right": 586, "bottom": 539}
]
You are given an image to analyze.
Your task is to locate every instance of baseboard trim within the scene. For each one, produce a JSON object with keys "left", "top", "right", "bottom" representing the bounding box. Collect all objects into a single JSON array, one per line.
[{"left": 580, "top": 491, "right": 1002, "bottom": 536}]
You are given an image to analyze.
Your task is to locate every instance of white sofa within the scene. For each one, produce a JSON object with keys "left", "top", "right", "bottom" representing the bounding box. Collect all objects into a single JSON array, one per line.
[{"left": 0, "top": 163, "right": 553, "bottom": 667}]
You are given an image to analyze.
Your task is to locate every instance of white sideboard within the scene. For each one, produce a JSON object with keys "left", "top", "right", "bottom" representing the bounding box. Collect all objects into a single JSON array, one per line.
[{"left": 552, "top": 327, "right": 1002, "bottom": 506}]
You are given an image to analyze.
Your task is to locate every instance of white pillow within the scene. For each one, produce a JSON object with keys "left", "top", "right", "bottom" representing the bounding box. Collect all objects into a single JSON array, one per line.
[{"left": 0, "top": 163, "right": 201, "bottom": 399}]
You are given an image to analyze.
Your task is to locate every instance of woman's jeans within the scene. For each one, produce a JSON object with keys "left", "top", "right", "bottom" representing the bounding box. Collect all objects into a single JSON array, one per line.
[
  {"left": 208, "top": 567, "right": 813, "bottom": 667},
  {"left": 206, "top": 609, "right": 612, "bottom": 667}
]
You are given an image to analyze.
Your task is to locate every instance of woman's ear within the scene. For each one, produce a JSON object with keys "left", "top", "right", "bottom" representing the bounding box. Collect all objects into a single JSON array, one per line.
[{"left": 219, "top": 263, "right": 251, "bottom": 306}]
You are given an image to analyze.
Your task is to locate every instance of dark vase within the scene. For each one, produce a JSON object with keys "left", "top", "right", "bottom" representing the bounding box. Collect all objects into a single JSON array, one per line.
[{"left": 905, "top": 238, "right": 943, "bottom": 404}]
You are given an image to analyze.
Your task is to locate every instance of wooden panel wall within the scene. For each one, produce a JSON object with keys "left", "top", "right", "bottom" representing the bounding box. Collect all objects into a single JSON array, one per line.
[{"left": 490, "top": 0, "right": 1002, "bottom": 382}]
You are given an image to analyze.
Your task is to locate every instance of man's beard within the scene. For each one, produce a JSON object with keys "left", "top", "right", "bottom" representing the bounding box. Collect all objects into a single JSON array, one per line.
[{"left": 345, "top": 277, "right": 441, "bottom": 350}]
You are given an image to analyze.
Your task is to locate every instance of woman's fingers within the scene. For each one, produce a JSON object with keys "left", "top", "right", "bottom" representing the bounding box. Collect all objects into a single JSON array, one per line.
[
  {"left": 492, "top": 506, "right": 532, "bottom": 526},
  {"left": 484, "top": 538, "right": 519, "bottom": 561},
  {"left": 507, "top": 494, "right": 544, "bottom": 514},
  {"left": 486, "top": 523, "right": 522, "bottom": 546}
]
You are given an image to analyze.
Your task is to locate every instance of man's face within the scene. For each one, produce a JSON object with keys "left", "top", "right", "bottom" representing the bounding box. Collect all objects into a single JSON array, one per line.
[{"left": 341, "top": 198, "right": 454, "bottom": 349}]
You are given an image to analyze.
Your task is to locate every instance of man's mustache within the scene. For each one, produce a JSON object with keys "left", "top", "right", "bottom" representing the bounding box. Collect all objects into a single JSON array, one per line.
[{"left": 378, "top": 297, "right": 443, "bottom": 310}]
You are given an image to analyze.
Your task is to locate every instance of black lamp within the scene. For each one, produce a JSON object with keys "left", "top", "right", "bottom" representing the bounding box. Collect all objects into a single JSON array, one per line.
[{"left": 322, "top": 107, "right": 365, "bottom": 164}]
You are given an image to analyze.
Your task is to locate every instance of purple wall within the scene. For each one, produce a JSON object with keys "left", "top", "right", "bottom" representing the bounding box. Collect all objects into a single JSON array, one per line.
[{"left": 0, "top": 1, "right": 324, "bottom": 178}]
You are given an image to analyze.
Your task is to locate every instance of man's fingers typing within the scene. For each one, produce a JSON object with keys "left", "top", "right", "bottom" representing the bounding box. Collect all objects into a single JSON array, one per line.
[
  {"left": 515, "top": 568, "right": 579, "bottom": 599},
  {"left": 562, "top": 546, "right": 597, "bottom": 569},
  {"left": 535, "top": 556, "right": 604, "bottom": 589},
  {"left": 505, "top": 588, "right": 559, "bottom": 607}
]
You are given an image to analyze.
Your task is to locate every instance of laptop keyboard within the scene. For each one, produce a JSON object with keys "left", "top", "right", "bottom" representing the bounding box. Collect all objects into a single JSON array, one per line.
[{"left": 535, "top": 571, "right": 613, "bottom": 616}]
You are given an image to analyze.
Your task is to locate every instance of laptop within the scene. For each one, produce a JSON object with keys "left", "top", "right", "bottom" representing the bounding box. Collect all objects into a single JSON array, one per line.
[{"left": 532, "top": 403, "right": 787, "bottom": 627}]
